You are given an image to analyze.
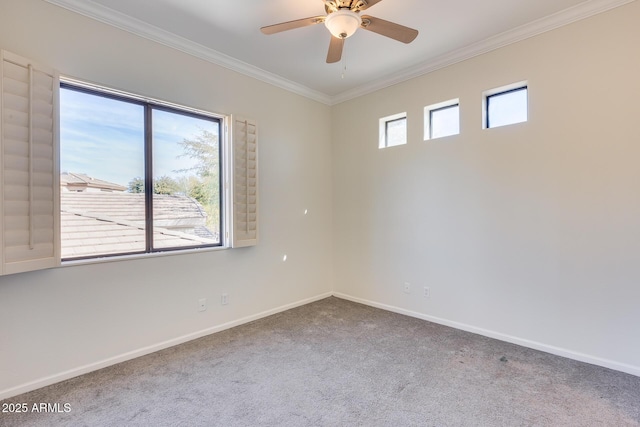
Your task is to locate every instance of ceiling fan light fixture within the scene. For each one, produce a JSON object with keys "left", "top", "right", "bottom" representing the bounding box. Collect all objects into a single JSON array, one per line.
[{"left": 325, "top": 9, "right": 362, "bottom": 39}]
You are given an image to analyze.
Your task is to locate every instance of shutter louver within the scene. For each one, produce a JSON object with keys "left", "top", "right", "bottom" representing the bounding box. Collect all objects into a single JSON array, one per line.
[
  {"left": 231, "top": 116, "right": 258, "bottom": 248},
  {"left": 1, "top": 50, "right": 59, "bottom": 275}
]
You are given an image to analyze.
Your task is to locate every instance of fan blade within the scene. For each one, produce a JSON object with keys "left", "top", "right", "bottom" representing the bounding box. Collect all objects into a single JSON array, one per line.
[
  {"left": 356, "top": 0, "right": 384, "bottom": 11},
  {"left": 360, "top": 15, "right": 418, "bottom": 43},
  {"left": 261, "top": 16, "right": 325, "bottom": 35},
  {"left": 326, "top": 36, "right": 344, "bottom": 63}
]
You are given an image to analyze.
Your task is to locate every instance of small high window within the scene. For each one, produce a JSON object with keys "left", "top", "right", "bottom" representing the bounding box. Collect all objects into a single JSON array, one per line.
[
  {"left": 425, "top": 100, "right": 459, "bottom": 140},
  {"left": 484, "top": 84, "right": 528, "bottom": 129},
  {"left": 379, "top": 113, "right": 407, "bottom": 149}
]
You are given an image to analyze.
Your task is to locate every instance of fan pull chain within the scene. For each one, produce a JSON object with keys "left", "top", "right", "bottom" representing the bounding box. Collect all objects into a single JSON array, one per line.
[{"left": 341, "top": 44, "right": 347, "bottom": 79}]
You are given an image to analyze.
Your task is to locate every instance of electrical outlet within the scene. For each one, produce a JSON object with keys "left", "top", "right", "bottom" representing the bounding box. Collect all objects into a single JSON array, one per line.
[
  {"left": 198, "top": 298, "right": 207, "bottom": 312},
  {"left": 423, "top": 287, "right": 430, "bottom": 299},
  {"left": 403, "top": 282, "right": 411, "bottom": 294},
  {"left": 221, "top": 293, "right": 229, "bottom": 305}
]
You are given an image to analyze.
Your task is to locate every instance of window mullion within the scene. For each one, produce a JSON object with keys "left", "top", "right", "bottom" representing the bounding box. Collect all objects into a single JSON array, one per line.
[{"left": 144, "top": 105, "right": 154, "bottom": 253}]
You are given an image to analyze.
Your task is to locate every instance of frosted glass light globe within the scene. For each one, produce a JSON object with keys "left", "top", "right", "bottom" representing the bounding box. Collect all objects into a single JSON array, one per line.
[{"left": 325, "top": 9, "right": 362, "bottom": 39}]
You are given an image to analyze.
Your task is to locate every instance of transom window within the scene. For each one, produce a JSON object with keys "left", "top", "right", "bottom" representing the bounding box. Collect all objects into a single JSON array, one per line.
[
  {"left": 379, "top": 112, "right": 407, "bottom": 149},
  {"left": 485, "top": 84, "right": 528, "bottom": 129},
  {"left": 59, "top": 82, "right": 224, "bottom": 260},
  {"left": 425, "top": 100, "right": 460, "bottom": 140}
]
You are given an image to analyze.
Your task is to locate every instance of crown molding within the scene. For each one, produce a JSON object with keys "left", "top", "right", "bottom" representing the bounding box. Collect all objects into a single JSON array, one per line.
[
  {"left": 43, "top": 0, "right": 333, "bottom": 105},
  {"left": 44, "top": 0, "right": 635, "bottom": 107},
  {"left": 330, "top": 0, "right": 636, "bottom": 105}
]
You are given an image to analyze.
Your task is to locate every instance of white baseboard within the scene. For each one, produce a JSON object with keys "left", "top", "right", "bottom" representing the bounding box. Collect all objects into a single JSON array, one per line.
[
  {"left": 333, "top": 292, "right": 640, "bottom": 378},
  {"left": 0, "top": 292, "right": 333, "bottom": 401},
  {"left": 4, "top": 290, "right": 637, "bottom": 400}
]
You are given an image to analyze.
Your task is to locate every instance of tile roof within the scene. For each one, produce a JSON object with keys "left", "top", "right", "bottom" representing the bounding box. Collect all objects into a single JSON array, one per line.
[
  {"left": 61, "top": 192, "right": 219, "bottom": 258},
  {"left": 60, "top": 172, "right": 128, "bottom": 192}
]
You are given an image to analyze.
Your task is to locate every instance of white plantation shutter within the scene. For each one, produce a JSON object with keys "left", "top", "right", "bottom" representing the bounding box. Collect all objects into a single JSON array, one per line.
[
  {"left": 1, "top": 50, "right": 59, "bottom": 275},
  {"left": 231, "top": 116, "right": 258, "bottom": 248}
]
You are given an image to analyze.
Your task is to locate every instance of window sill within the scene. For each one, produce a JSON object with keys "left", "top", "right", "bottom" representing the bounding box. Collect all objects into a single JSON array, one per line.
[{"left": 60, "top": 245, "right": 230, "bottom": 268}]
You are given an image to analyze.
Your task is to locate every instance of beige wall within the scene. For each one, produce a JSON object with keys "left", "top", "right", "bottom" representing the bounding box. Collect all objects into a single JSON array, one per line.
[
  {"left": 332, "top": 2, "right": 640, "bottom": 374},
  {"left": 0, "top": 0, "right": 333, "bottom": 397}
]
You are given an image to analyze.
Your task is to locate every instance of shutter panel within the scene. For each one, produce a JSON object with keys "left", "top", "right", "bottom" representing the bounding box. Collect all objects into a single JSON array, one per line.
[
  {"left": 231, "top": 116, "right": 258, "bottom": 248},
  {"left": 1, "top": 50, "right": 60, "bottom": 275}
]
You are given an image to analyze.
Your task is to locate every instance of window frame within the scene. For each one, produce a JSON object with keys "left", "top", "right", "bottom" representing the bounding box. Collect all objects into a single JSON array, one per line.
[
  {"left": 379, "top": 112, "right": 407, "bottom": 149},
  {"left": 424, "top": 99, "right": 460, "bottom": 140},
  {"left": 59, "top": 79, "right": 228, "bottom": 262},
  {"left": 483, "top": 83, "right": 528, "bottom": 129}
]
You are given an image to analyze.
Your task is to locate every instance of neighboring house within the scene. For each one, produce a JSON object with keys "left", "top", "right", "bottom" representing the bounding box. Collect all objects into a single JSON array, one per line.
[
  {"left": 60, "top": 172, "right": 127, "bottom": 192},
  {"left": 60, "top": 174, "right": 218, "bottom": 258}
]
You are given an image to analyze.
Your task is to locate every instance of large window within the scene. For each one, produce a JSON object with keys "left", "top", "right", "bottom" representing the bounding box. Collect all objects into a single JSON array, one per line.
[{"left": 60, "top": 82, "right": 223, "bottom": 260}]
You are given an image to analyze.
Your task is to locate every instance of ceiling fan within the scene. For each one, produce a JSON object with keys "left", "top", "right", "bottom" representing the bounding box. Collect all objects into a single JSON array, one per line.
[{"left": 260, "top": 0, "right": 419, "bottom": 64}]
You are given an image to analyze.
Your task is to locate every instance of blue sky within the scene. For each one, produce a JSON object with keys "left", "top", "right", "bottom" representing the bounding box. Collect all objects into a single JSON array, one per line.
[
  {"left": 60, "top": 88, "right": 218, "bottom": 187},
  {"left": 488, "top": 88, "right": 528, "bottom": 128}
]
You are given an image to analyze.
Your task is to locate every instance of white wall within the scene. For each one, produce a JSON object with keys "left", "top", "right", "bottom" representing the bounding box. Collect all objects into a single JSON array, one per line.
[
  {"left": 332, "top": 2, "right": 640, "bottom": 375},
  {"left": 0, "top": 0, "right": 333, "bottom": 398}
]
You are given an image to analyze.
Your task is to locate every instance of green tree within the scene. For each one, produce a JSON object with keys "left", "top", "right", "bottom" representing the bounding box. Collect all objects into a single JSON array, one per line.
[
  {"left": 128, "top": 177, "right": 144, "bottom": 193},
  {"left": 127, "top": 175, "right": 179, "bottom": 195},
  {"left": 154, "top": 175, "right": 179, "bottom": 195},
  {"left": 178, "top": 129, "right": 219, "bottom": 177},
  {"left": 177, "top": 129, "right": 220, "bottom": 228},
  {"left": 176, "top": 175, "right": 207, "bottom": 205}
]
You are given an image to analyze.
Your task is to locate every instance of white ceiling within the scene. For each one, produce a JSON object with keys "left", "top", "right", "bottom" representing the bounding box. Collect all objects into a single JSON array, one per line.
[{"left": 45, "top": 0, "right": 632, "bottom": 104}]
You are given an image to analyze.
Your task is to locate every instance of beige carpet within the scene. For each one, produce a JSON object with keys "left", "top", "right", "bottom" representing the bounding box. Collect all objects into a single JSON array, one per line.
[{"left": 1, "top": 297, "right": 639, "bottom": 426}]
